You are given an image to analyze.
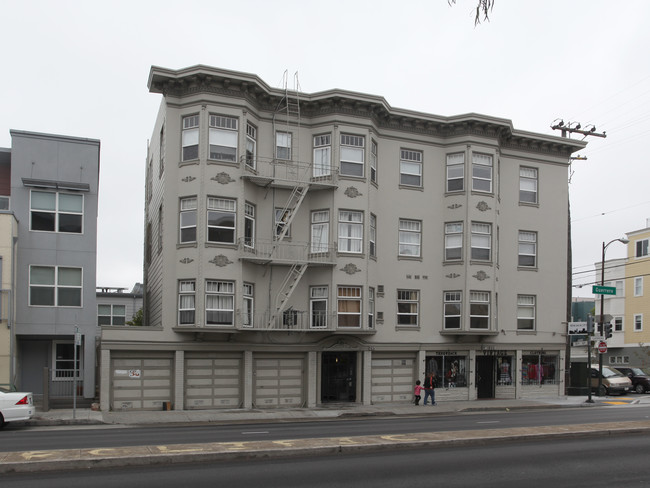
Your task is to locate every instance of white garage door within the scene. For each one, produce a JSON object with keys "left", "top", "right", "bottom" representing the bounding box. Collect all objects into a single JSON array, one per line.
[
  {"left": 253, "top": 357, "right": 305, "bottom": 408},
  {"left": 371, "top": 356, "right": 415, "bottom": 403},
  {"left": 111, "top": 357, "right": 173, "bottom": 411},
  {"left": 185, "top": 355, "right": 243, "bottom": 409}
]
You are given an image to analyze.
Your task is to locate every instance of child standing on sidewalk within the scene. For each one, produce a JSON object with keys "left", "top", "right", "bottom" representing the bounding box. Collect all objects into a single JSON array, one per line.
[{"left": 414, "top": 380, "right": 423, "bottom": 405}]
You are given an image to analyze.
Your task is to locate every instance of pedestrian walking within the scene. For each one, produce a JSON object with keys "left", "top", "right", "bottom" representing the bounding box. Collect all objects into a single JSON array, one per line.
[
  {"left": 423, "top": 372, "right": 437, "bottom": 405},
  {"left": 414, "top": 380, "right": 423, "bottom": 405}
]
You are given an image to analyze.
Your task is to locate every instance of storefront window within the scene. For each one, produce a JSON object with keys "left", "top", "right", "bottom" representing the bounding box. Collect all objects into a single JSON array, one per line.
[
  {"left": 496, "top": 356, "right": 513, "bottom": 385},
  {"left": 426, "top": 355, "right": 467, "bottom": 388},
  {"left": 522, "top": 354, "right": 558, "bottom": 385}
]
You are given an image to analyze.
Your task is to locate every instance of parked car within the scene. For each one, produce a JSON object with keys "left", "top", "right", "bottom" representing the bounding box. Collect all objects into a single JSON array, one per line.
[
  {"left": 0, "top": 387, "right": 34, "bottom": 428},
  {"left": 612, "top": 366, "right": 650, "bottom": 394},
  {"left": 589, "top": 367, "right": 632, "bottom": 396}
]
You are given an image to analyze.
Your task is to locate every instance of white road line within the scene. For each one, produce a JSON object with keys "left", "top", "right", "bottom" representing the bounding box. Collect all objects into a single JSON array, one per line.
[
  {"left": 476, "top": 421, "right": 500, "bottom": 424},
  {"left": 241, "top": 431, "right": 269, "bottom": 435}
]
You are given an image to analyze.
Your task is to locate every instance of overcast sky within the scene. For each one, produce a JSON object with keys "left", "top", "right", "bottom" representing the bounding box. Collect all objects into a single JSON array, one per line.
[{"left": 2, "top": 1, "right": 648, "bottom": 297}]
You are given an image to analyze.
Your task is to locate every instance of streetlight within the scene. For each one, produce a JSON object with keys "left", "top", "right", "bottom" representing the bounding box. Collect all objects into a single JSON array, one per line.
[{"left": 596, "top": 237, "right": 629, "bottom": 395}]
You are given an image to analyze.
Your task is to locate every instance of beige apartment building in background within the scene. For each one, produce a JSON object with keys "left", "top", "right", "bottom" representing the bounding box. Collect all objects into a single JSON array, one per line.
[{"left": 100, "top": 65, "right": 586, "bottom": 411}]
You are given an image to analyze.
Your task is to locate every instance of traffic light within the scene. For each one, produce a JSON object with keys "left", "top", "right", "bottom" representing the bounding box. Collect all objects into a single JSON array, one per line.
[{"left": 604, "top": 323, "right": 613, "bottom": 339}]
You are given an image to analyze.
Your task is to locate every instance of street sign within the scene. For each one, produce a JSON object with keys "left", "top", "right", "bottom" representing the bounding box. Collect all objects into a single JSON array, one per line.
[
  {"left": 568, "top": 322, "right": 588, "bottom": 335},
  {"left": 593, "top": 285, "right": 616, "bottom": 295},
  {"left": 598, "top": 341, "right": 608, "bottom": 354}
]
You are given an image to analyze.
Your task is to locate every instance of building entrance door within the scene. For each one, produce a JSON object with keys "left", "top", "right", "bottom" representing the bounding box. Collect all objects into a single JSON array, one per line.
[
  {"left": 476, "top": 356, "right": 495, "bottom": 399},
  {"left": 321, "top": 352, "right": 357, "bottom": 402}
]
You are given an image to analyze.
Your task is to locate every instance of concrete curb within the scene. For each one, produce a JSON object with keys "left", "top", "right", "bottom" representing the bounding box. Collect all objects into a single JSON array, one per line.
[{"left": 2, "top": 420, "right": 649, "bottom": 474}]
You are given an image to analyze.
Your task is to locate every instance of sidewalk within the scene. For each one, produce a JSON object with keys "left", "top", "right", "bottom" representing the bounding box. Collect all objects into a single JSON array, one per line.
[{"left": 26, "top": 395, "right": 595, "bottom": 427}]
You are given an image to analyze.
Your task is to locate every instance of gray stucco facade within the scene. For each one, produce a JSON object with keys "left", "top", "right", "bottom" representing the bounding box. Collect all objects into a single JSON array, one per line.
[
  {"left": 8, "top": 130, "right": 100, "bottom": 400},
  {"left": 101, "top": 65, "right": 586, "bottom": 411}
]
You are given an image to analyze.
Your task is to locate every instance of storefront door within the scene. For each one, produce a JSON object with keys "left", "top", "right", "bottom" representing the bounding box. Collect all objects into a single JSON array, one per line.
[
  {"left": 321, "top": 351, "right": 357, "bottom": 402},
  {"left": 476, "top": 356, "right": 495, "bottom": 399}
]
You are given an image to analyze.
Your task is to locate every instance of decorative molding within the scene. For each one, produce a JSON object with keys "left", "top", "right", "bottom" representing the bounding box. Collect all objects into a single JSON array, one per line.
[
  {"left": 181, "top": 176, "right": 196, "bottom": 182},
  {"left": 341, "top": 263, "right": 361, "bottom": 275},
  {"left": 323, "top": 339, "right": 354, "bottom": 350},
  {"left": 344, "top": 186, "right": 363, "bottom": 198},
  {"left": 473, "top": 270, "right": 489, "bottom": 281},
  {"left": 209, "top": 255, "right": 233, "bottom": 267},
  {"left": 446, "top": 273, "right": 461, "bottom": 279},
  {"left": 179, "top": 258, "right": 194, "bottom": 264},
  {"left": 447, "top": 203, "right": 462, "bottom": 210},
  {"left": 476, "top": 201, "right": 491, "bottom": 212},
  {"left": 211, "top": 172, "right": 235, "bottom": 184}
]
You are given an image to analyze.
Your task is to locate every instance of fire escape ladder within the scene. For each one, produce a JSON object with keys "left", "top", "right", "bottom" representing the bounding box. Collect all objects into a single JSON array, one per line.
[
  {"left": 268, "top": 263, "right": 307, "bottom": 328},
  {"left": 275, "top": 183, "right": 309, "bottom": 242}
]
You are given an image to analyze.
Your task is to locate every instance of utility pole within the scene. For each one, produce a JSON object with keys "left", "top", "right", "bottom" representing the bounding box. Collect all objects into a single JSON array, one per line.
[{"left": 551, "top": 119, "right": 606, "bottom": 400}]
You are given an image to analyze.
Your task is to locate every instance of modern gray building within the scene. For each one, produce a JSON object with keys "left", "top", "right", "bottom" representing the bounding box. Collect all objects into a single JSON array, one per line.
[
  {"left": 100, "top": 65, "right": 586, "bottom": 411},
  {"left": 4, "top": 130, "right": 100, "bottom": 402}
]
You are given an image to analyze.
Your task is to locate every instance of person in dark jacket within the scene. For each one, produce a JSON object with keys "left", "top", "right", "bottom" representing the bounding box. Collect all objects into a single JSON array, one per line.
[{"left": 423, "top": 372, "right": 437, "bottom": 405}]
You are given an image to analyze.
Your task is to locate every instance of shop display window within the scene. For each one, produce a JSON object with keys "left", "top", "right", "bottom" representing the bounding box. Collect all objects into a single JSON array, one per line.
[
  {"left": 426, "top": 355, "right": 467, "bottom": 388},
  {"left": 522, "top": 354, "right": 558, "bottom": 385}
]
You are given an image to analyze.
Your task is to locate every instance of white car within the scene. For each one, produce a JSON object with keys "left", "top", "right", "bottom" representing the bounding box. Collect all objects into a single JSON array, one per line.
[{"left": 0, "top": 387, "right": 34, "bottom": 428}]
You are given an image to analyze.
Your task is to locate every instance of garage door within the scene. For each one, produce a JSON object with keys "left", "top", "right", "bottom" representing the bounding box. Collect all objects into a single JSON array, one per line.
[
  {"left": 253, "top": 357, "right": 305, "bottom": 408},
  {"left": 371, "top": 356, "right": 415, "bottom": 403},
  {"left": 185, "top": 355, "right": 243, "bottom": 409},
  {"left": 111, "top": 357, "right": 173, "bottom": 411}
]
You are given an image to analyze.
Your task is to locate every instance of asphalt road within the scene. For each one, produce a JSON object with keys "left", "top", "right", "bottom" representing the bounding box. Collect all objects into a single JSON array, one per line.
[
  {"left": 3, "top": 432, "right": 649, "bottom": 487},
  {"left": 3, "top": 403, "right": 650, "bottom": 452}
]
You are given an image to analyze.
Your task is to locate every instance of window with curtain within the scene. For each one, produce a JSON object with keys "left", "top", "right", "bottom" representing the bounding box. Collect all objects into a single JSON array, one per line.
[
  {"left": 310, "top": 286, "right": 328, "bottom": 328},
  {"left": 313, "top": 134, "right": 331, "bottom": 177},
  {"left": 178, "top": 280, "right": 196, "bottom": 325},
  {"left": 205, "top": 280, "right": 234, "bottom": 326},
  {"left": 338, "top": 210, "right": 363, "bottom": 253},
  {"left": 470, "top": 291, "right": 490, "bottom": 329},
  {"left": 340, "top": 134, "right": 364, "bottom": 177},
  {"left": 399, "top": 219, "right": 421, "bottom": 257},
  {"left": 519, "top": 166, "right": 538, "bottom": 203},
  {"left": 397, "top": 290, "right": 419, "bottom": 326},
  {"left": 444, "top": 291, "right": 462, "bottom": 329},
  {"left": 446, "top": 153, "right": 464, "bottom": 192},
  {"left": 311, "top": 210, "right": 329, "bottom": 253},
  {"left": 208, "top": 115, "right": 238, "bottom": 162},
  {"left": 445, "top": 222, "right": 463, "bottom": 261},
  {"left": 472, "top": 153, "right": 492, "bottom": 192},
  {"left": 518, "top": 231, "right": 537, "bottom": 267},
  {"left": 400, "top": 149, "right": 422, "bottom": 187},
  {"left": 182, "top": 114, "right": 199, "bottom": 161},
  {"left": 207, "top": 197, "right": 236, "bottom": 244},
  {"left": 179, "top": 197, "right": 197, "bottom": 243},
  {"left": 337, "top": 286, "right": 361, "bottom": 327},
  {"left": 471, "top": 222, "right": 491, "bottom": 261},
  {"left": 517, "top": 295, "right": 536, "bottom": 330},
  {"left": 276, "top": 132, "right": 292, "bottom": 160}
]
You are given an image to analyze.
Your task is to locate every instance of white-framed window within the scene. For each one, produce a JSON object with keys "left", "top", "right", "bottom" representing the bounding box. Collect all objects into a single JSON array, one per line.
[
  {"left": 179, "top": 197, "right": 197, "bottom": 243},
  {"left": 370, "top": 140, "right": 378, "bottom": 183},
  {"left": 52, "top": 341, "right": 81, "bottom": 379},
  {"left": 338, "top": 210, "right": 363, "bottom": 253},
  {"left": 399, "top": 219, "right": 421, "bottom": 257},
  {"left": 97, "top": 304, "right": 126, "bottom": 326},
  {"left": 337, "top": 286, "right": 361, "bottom": 328},
  {"left": 245, "top": 123, "right": 257, "bottom": 169},
  {"left": 471, "top": 222, "right": 491, "bottom": 261},
  {"left": 178, "top": 280, "right": 196, "bottom": 325},
  {"left": 470, "top": 291, "right": 490, "bottom": 329},
  {"left": 310, "top": 286, "right": 328, "bottom": 328},
  {"left": 400, "top": 149, "right": 422, "bottom": 187},
  {"left": 518, "top": 231, "right": 537, "bottom": 267},
  {"left": 635, "top": 277, "right": 644, "bottom": 296},
  {"left": 313, "top": 134, "right": 331, "bottom": 177},
  {"left": 472, "top": 153, "right": 493, "bottom": 192},
  {"left": 30, "top": 190, "right": 83, "bottom": 233},
  {"left": 517, "top": 295, "right": 536, "bottom": 330},
  {"left": 614, "top": 316, "right": 623, "bottom": 332},
  {"left": 205, "top": 280, "right": 234, "bottom": 326},
  {"left": 369, "top": 213, "right": 377, "bottom": 258},
  {"left": 310, "top": 210, "right": 329, "bottom": 253},
  {"left": 635, "top": 238, "right": 648, "bottom": 258},
  {"left": 208, "top": 115, "right": 238, "bottom": 162},
  {"left": 29, "top": 265, "right": 82, "bottom": 307},
  {"left": 207, "top": 197, "right": 236, "bottom": 244},
  {"left": 444, "top": 291, "right": 462, "bottom": 329},
  {"left": 244, "top": 202, "right": 255, "bottom": 249},
  {"left": 520, "top": 167, "right": 538, "bottom": 203},
  {"left": 340, "top": 134, "right": 364, "bottom": 177},
  {"left": 276, "top": 131, "right": 292, "bottom": 160},
  {"left": 368, "top": 287, "right": 375, "bottom": 328},
  {"left": 445, "top": 222, "right": 463, "bottom": 261},
  {"left": 275, "top": 207, "right": 292, "bottom": 238},
  {"left": 397, "top": 289, "right": 419, "bottom": 326},
  {"left": 182, "top": 114, "right": 199, "bottom": 161},
  {"left": 159, "top": 124, "right": 165, "bottom": 176},
  {"left": 243, "top": 283, "right": 254, "bottom": 327},
  {"left": 634, "top": 314, "right": 643, "bottom": 331},
  {"left": 447, "top": 153, "right": 464, "bottom": 192},
  {"left": 614, "top": 280, "right": 624, "bottom": 296}
]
